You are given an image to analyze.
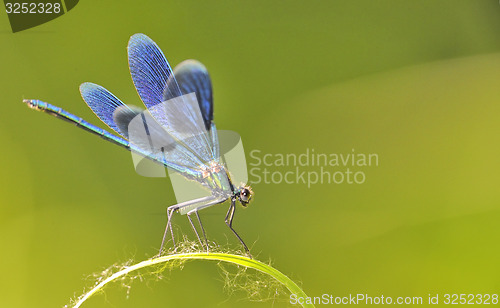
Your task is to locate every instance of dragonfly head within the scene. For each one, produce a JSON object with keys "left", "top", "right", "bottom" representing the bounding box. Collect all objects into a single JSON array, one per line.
[{"left": 237, "top": 185, "right": 253, "bottom": 207}]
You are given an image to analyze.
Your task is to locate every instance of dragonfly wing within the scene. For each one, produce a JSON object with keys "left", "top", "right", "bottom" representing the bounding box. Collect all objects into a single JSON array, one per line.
[
  {"left": 112, "top": 104, "right": 143, "bottom": 138},
  {"left": 149, "top": 93, "right": 216, "bottom": 164},
  {"left": 128, "top": 33, "right": 172, "bottom": 121},
  {"left": 128, "top": 34, "right": 213, "bottom": 129},
  {"left": 79, "top": 82, "right": 134, "bottom": 138},
  {"left": 114, "top": 105, "right": 207, "bottom": 178},
  {"left": 164, "top": 60, "right": 213, "bottom": 131},
  {"left": 78, "top": 81, "right": 206, "bottom": 178},
  {"left": 127, "top": 33, "right": 217, "bottom": 164}
]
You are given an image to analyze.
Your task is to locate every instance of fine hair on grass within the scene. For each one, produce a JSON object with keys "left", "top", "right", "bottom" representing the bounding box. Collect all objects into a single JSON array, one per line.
[{"left": 66, "top": 238, "right": 314, "bottom": 308}]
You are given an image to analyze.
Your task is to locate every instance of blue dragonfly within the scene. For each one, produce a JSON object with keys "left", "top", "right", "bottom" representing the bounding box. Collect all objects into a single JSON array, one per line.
[{"left": 24, "top": 33, "right": 253, "bottom": 257}]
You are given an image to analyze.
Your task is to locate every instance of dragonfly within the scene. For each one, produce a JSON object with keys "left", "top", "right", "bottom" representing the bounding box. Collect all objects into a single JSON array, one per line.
[{"left": 24, "top": 33, "right": 254, "bottom": 257}]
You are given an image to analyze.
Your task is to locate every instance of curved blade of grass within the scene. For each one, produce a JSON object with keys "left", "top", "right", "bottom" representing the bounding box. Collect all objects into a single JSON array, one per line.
[{"left": 71, "top": 252, "right": 314, "bottom": 308}]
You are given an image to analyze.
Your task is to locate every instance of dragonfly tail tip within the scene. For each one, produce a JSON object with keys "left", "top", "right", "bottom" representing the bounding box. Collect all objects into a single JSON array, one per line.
[
  {"left": 23, "top": 99, "right": 41, "bottom": 110},
  {"left": 23, "top": 99, "right": 34, "bottom": 106}
]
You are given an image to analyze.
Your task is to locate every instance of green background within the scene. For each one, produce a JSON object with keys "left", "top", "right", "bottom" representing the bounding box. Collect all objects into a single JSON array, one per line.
[{"left": 1, "top": 0, "right": 500, "bottom": 307}]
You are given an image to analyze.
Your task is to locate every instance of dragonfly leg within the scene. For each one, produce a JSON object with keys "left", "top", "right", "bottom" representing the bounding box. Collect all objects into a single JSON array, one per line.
[
  {"left": 187, "top": 212, "right": 204, "bottom": 249},
  {"left": 157, "top": 196, "right": 220, "bottom": 257},
  {"left": 225, "top": 200, "right": 252, "bottom": 259},
  {"left": 195, "top": 210, "right": 209, "bottom": 253},
  {"left": 159, "top": 205, "right": 177, "bottom": 256},
  {"left": 185, "top": 198, "right": 227, "bottom": 253}
]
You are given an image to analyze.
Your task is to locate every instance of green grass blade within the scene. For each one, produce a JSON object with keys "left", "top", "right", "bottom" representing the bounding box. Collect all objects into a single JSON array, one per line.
[{"left": 71, "top": 252, "right": 314, "bottom": 308}]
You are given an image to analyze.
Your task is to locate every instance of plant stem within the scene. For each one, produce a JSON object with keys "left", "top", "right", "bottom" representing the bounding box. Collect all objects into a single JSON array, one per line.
[{"left": 71, "top": 252, "right": 314, "bottom": 308}]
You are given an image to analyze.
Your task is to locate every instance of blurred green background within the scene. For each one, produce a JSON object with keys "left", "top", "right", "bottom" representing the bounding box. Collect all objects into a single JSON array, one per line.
[{"left": 2, "top": 0, "right": 500, "bottom": 307}]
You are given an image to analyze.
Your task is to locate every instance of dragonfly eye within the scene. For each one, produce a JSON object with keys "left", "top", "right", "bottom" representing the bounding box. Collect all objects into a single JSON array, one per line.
[{"left": 239, "top": 187, "right": 252, "bottom": 205}]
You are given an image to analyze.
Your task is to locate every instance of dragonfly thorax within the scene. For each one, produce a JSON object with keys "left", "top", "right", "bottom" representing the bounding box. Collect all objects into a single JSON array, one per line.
[
  {"left": 199, "top": 162, "right": 234, "bottom": 196},
  {"left": 201, "top": 161, "right": 223, "bottom": 178}
]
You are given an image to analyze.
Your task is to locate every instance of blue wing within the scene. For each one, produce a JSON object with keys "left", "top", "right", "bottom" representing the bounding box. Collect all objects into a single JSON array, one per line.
[
  {"left": 128, "top": 33, "right": 172, "bottom": 113},
  {"left": 123, "top": 106, "right": 210, "bottom": 178},
  {"left": 79, "top": 82, "right": 207, "bottom": 178},
  {"left": 127, "top": 33, "right": 218, "bottom": 163},
  {"left": 79, "top": 82, "right": 134, "bottom": 137},
  {"left": 164, "top": 60, "right": 213, "bottom": 131}
]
